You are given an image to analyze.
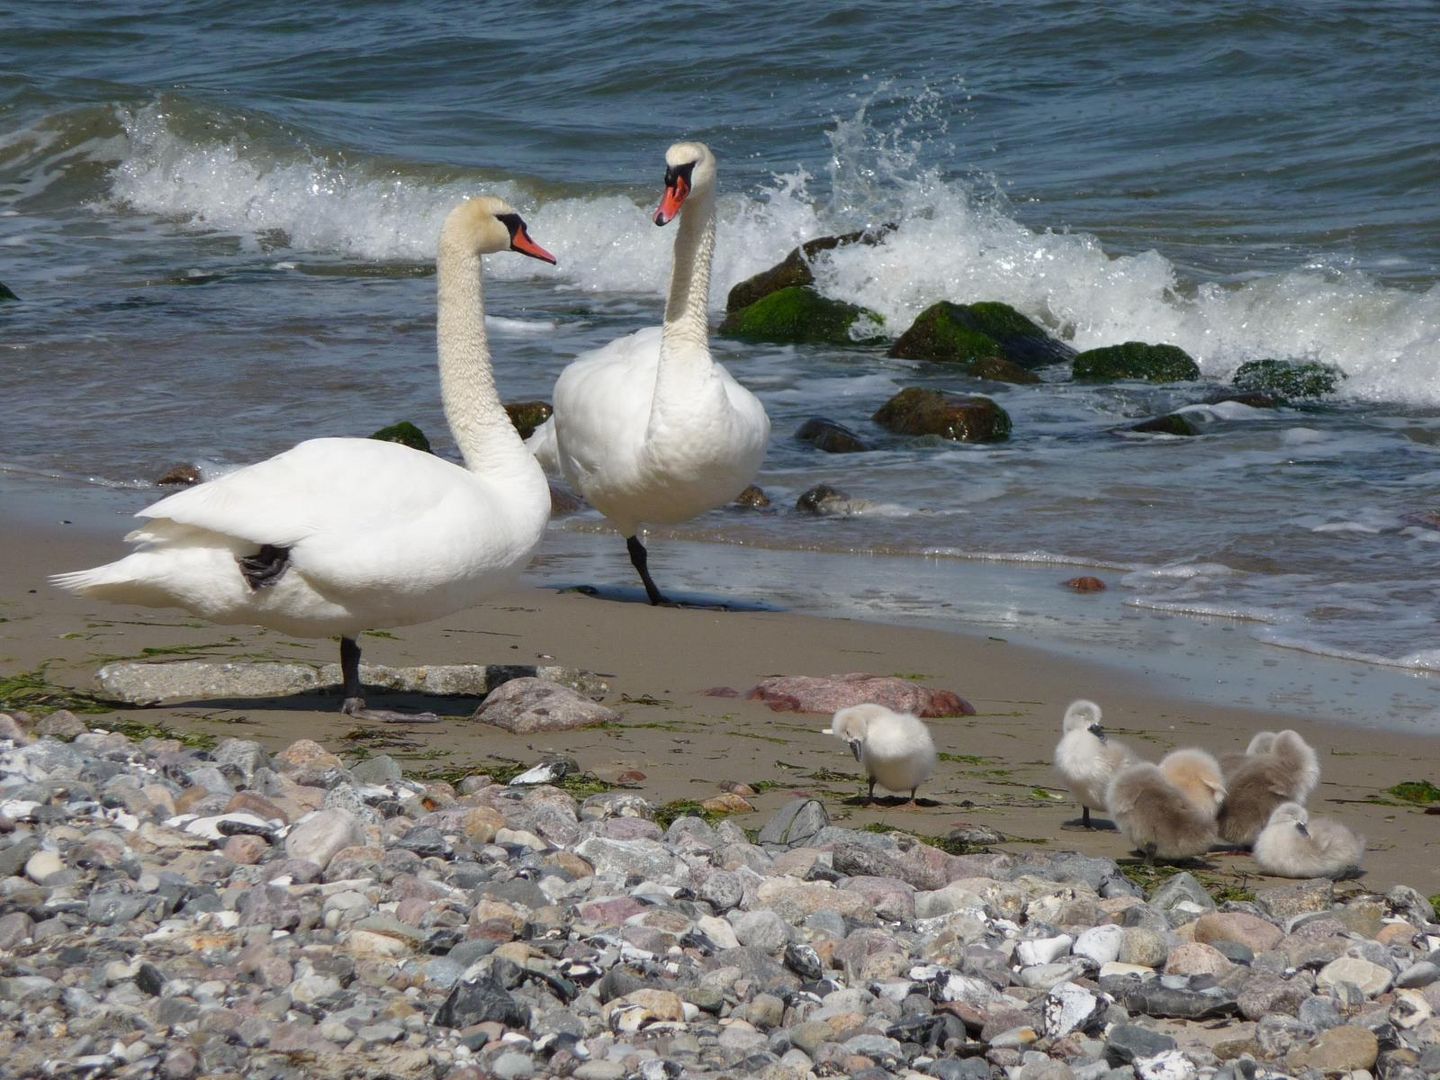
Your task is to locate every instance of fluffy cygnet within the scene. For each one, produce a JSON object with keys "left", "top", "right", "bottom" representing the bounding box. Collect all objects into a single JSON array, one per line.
[
  {"left": 1160, "top": 748, "right": 1227, "bottom": 815},
  {"left": 1106, "top": 749, "right": 1224, "bottom": 864},
  {"left": 1253, "top": 802, "right": 1364, "bottom": 879},
  {"left": 1217, "top": 730, "right": 1320, "bottom": 847},
  {"left": 1053, "top": 699, "right": 1138, "bottom": 828},
  {"left": 824, "top": 703, "right": 938, "bottom": 805},
  {"left": 1219, "top": 730, "right": 1276, "bottom": 782}
]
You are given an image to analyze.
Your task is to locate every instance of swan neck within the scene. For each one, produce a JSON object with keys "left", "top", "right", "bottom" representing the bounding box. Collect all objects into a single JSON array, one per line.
[
  {"left": 435, "top": 240, "right": 530, "bottom": 477},
  {"left": 661, "top": 188, "right": 716, "bottom": 351}
]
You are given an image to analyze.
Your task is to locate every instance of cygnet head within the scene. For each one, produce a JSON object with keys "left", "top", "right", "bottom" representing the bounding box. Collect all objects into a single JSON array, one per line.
[
  {"left": 654, "top": 141, "right": 716, "bottom": 225},
  {"left": 1267, "top": 801, "right": 1309, "bottom": 835},
  {"left": 1245, "top": 730, "right": 1278, "bottom": 755},
  {"left": 1062, "top": 699, "right": 1105, "bottom": 739},
  {"left": 823, "top": 703, "right": 886, "bottom": 762},
  {"left": 442, "top": 197, "right": 556, "bottom": 263}
]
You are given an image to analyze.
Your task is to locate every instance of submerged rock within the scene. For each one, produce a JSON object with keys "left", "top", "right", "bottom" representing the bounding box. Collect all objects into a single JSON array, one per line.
[
  {"left": 369, "top": 420, "right": 432, "bottom": 452},
  {"left": 1232, "top": 357, "right": 1345, "bottom": 399},
  {"left": 873, "top": 387, "right": 1012, "bottom": 442},
  {"left": 504, "top": 400, "right": 553, "bottom": 439},
  {"left": 155, "top": 463, "right": 203, "bottom": 487},
  {"left": 725, "top": 227, "right": 894, "bottom": 312},
  {"left": 1129, "top": 413, "right": 1201, "bottom": 436},
  {"left": 719, "top": 286, "right": 885, "bottom": 346},
  {"left": 795, "top": 483, "right": 868, "bottom": 516},
  {"left": 0, "top": 281, "right": 17, "bottom": 302},
  {"left": 732, "top": 483, "right": 771, "bottom": 509},
  {"left": 888, "top": 300, "right": 1073, "bottom": 380},
  {"left": 1072, "top": 342, "right": 1200, "bottom": 382},
  {"left": 795, "top": 416, "right": 870, "bottom": 453}
]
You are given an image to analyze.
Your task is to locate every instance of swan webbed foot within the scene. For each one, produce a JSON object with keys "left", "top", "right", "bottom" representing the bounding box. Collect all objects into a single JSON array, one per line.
[{"left": 341, "top": 697, "right": 443, "bottom": 725}]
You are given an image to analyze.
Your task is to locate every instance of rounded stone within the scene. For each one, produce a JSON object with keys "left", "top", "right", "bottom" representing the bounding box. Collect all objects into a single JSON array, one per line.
[{"left": 1118, "top": 927, "right": 1170, "bottom": 968}]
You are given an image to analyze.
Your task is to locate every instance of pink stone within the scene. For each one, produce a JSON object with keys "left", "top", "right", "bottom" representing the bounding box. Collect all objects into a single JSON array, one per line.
[
  {"left": 1194, "top": 911, "right": 1284, "bottom": 954},
  {"left": 745, "top": 673, "right": 974, "bottom": 716}
]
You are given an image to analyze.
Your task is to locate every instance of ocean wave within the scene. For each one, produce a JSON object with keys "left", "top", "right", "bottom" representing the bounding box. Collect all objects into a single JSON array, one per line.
[{"left": 21, "top": 91, "right": 1438, "bottom": 407}]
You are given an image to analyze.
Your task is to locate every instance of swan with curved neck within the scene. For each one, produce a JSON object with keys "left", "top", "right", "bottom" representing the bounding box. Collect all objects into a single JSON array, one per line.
[
  {"left": 53, "top": 196, "right": 556, "bottom": 719},
  {"left": 530, "top": 141, "right": 770, "bottom": 604}
]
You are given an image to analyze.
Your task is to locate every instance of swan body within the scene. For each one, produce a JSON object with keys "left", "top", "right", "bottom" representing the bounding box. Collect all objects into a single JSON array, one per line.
[
  {"left": 1219, "top": 730, "right": 1276, "bottom": 781},
  {"left": 825, "top": 703, "right": 937, "bottom": 803},
  {"left": 1217, "top": 730, "right": 1320, "bottom": 847},
  {"left": 53, "top": 197, "right": 556, "bottom": 716},
  {"left": 1053, "top": 699, "right": 1138, "bottom": 828},
  {"left": 529, "top": 141, "right": 769, "bottom": 603},
  {"left": 1106, "top": 748, "right": 1224, "bottom": 863},
  {"left": 1253, "top": 802, "right": 1364, "bottom": 879}
]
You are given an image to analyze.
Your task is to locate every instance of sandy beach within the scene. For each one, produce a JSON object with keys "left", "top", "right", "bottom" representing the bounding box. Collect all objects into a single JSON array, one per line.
[{"left": 4, "top": 487, "right": 1438, "bottom": 899}]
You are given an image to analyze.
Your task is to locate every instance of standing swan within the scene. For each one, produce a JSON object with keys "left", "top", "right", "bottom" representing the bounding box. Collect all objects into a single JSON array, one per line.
[
  {"left": 529, "top": 141, "right": 770, "bottom": 604},
  {"left": 53, "top": 197, "right": 557, "bottom": 720},
  {"left": 824, "top": 703, "right": 938, "bottom": 807},
  {"left": 1053, "top": 699, "right": 1138, "bottom": 829}
]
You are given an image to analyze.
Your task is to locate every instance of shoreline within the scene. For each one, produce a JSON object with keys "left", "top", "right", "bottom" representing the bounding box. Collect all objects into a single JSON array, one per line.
[{"left": 3, "top": 478, "right": 1439, "bottom": 895}]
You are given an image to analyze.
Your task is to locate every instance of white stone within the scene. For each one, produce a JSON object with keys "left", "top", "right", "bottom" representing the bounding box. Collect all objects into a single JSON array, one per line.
[
  {"left": 1043, "top": 980, "right": 1100, "bottom": 1037},
  {"left": 24, "top": 849, "right": 64, "bottom": 884},
  {"left": 694, "top": 915, "right": 740, "bottom": 950},
  {"left": 1317, "top": 956, "right": 1394, "bottom": 998},
  {"left": 284, "top": 807, "right": 365, "bottom": 871},
  {"left": 1136, "top": 1050, "right": 1197, "bottom": 1080},
  {"left": 1074, "top": 924, "right": 1124, "bottom": 965},
  {"left": 1099, "top": 962, "right": 1158, "bottom": 980},
  {"left": 1016, "top": 934, "right": 1074, "bottom": 967}
]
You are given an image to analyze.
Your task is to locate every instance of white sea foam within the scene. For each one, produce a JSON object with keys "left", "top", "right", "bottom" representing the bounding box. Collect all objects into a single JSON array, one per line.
[{"left": 99, "top": 100, "right": 1440, "bottom": 405}]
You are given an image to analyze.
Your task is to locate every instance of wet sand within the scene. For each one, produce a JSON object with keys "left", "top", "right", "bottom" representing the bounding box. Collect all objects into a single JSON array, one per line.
[{"left": 3, "top": 499, "right": 1439, "bottom": 895}]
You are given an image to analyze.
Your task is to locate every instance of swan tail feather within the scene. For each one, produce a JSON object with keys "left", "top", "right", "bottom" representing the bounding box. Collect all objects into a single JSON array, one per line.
[{"left": 525, "top": 417, "right": 560, "bottom": 473}]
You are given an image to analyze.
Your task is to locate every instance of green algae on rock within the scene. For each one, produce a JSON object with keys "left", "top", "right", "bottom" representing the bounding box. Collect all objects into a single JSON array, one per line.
[
  {"left": 872, "top": 388, "right": 1012, "bottom": 443},
  {"left": 719, "top": 286, "right": 885, "bottom": 346},
  {"left": 369, "top": 420, "right": 432, "bottom": 453},
  {"left": 1072, "top": 341, "right": 1200, "bottom": 382},
  {"left": 1232, "top": 358, "right": 1345, "bottom": 399},
  {"left": 504, "top": 400, "right": 553, "bottom": 440},
  {"left": 725, "top": 227, "right": 895, "bottom": 313},
  {"left": 889, "top": 300, "right": 1073, "bottom": 382}
]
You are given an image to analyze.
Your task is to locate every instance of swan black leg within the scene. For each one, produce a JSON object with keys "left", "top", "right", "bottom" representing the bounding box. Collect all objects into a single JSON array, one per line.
[
  {"left": 1082, "top": 806, "right": 1092, "bottom": 829},
  {"left": 626, "top": 535, "right": 668, "bottom": 606},
  {"left": 338, "top": 635, "right": 441, "bottom": 724},
  {"left": 866, "top": 777, "right": 877, "bottom": 805}
]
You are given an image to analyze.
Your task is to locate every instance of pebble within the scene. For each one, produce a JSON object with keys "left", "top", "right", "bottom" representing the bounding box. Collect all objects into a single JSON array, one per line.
[{"left": 1, "top": 715, "right": 1437, "bottom": 1079}]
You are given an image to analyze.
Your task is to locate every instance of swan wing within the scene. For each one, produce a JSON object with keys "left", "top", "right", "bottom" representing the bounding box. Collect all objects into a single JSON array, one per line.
[
  {"left": 132, "top": 438, "right": 474, "bottom": 549},
  {"left": 551, "top": 327, "right": 662, "bottom": 484}
]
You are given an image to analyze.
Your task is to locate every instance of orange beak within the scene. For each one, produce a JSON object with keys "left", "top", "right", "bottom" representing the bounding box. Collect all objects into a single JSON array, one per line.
[
  {"left": 654, "top": 175, "right": 690, "bottom": 226},
  {"left": 510, "top": 224, "right": 557, "bottom": 265}
]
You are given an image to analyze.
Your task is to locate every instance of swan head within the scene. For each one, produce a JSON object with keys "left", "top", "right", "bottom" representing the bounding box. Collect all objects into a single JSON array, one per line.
[
  {"left": 442, "top": 196, "right": 556, "bottom": 264},
  {"left": 1268, "top": 801, "right": 1309, "bottom": 836},
  {"left": 654, "top": 141, "right": 716, "bottom": 226},
  {"left": 823, "top": 703, "right": 877, "bottom": 761},
  {"left": 1062, "top": 698, "right": 1105, "bottom": 739}
]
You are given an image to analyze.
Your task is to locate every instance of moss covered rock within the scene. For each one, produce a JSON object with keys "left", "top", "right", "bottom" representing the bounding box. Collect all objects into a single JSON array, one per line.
[
  {"left": 1232, "top": 358, "right": 1344, "bottom": 399},
  {"left": 0, "top": 281, "right": 17, "bottom": 302},
  {"left": 1072, "top": 341, "right": 1200, "bottom": 382},
  {"left": 505, "top": 400, "right": 553, "bottom": 440},
  {"left": 889, "top": 301, "right": 1073, "bottom": 379},
  {"left": 370, "top": 421, "right": 432, "bottom": 453},
  {"left": 872, "top": 388, "right": 1011, "bottom": 443},
  {"left": 795, "top": 417, "right": 869, "bottom": 453},
  {"left": 1130, "top": 413, "right": 1201, "bottom": 437},
  {"left": 719, "top": 286, "right": 885, "bottom": 346},
  {"left": 726, "top": 227, "right": 894, "bottom": 313}
]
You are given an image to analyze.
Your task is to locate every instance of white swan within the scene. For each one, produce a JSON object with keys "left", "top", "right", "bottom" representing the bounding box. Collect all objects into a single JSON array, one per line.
[
  {"left": 527, "top": 141, "right": 770, "bottom": 604},
  {"left": 824, "top": 703, "right": 938, "bottom": 806},
  {"left": 1253, "top": 802, "right": 1364, "bottom": 879},
  {"left": 1053, "top": 699, "right": 1139, "bottom": 828},
  {"left": 53, "top": 197, "right": 557, "bottom": 720}
]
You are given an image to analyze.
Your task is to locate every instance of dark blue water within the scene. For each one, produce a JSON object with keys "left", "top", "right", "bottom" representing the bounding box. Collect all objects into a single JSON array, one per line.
[{"left": 3, "top": 1, "right": 1440, "bottom": 720}]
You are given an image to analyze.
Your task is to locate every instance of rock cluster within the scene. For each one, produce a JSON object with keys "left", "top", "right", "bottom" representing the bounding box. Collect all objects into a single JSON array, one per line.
[{"left": 2, "top": 714, "right": 1438, "bottom": 1079}]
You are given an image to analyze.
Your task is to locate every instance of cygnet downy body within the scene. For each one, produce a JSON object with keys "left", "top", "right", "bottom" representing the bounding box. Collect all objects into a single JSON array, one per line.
[
  {"left": 824, "top": 703, "right": 938, "bottom": 805},
  {"left": 1053, "top": 699, "right": 1138, "bottom": 828},
  {"left": 1219, "top": 730, "right": 1276, "bottom": 782},
  {"left": 1217, "top": 730, "right": 1320, "bottom": 847},
  {"left": 1252, "top": 802, "right": 1364, "bottom": 879},
  {"left": 1106, "top": 748, "right": 1224, "bottom": 864}
]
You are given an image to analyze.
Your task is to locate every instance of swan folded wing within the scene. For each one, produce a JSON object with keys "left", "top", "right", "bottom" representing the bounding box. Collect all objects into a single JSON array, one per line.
[{"left": 131, "top": 439, "right": 474, "bottom": 550}]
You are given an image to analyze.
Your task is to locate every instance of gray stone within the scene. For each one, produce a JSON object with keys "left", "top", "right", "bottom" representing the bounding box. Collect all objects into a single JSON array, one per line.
[
  {"left": 1316, "top": 956, "right": 1393, "bottom": 997},
  {"left": 434, "top": 974, "right": 527, "bottom": 1029},
  {"left": 472, "top": 677, "right": 619, "bottom": 732},
  {"left": 1105, "top": 1023, "right": 1178, "bottom": 1065},
  {"left": 284, "top": 807, "right": 365, "bottom": 871},
  {"left": 94, "top": 659, "right": 606, "bottom": 705},
  {"left": 1148, "top": 872, "right": 1215, "bottom": 917},
  {"left": 1118, "top": 927, "right": 1170, "bottom": 968},
  {"left": 349, "top": 754, "right": 403, "bottom": 785},
  {"left": 1119, "top": 981, "right": 1239, "bottom": 1020},
  {"left": 731, "top": 910, "right": 792, "bottom": 953},
  {"left": 757, "top": 798, "right": 829, "bottom": 847},
  {"left": 1396, "top": 960, "right": 1439, "bottom": 988}
]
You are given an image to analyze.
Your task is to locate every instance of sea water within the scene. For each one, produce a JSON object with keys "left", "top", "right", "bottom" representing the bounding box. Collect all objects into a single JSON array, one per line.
[{"left": 2, "top": 1, "right": 1439, "bottom": 728}]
